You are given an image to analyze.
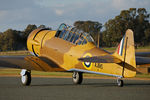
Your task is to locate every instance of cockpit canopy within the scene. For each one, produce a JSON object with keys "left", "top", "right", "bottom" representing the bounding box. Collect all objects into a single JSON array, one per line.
[{"left": 55, "top": 23, "right": 94, "bottom": 45}]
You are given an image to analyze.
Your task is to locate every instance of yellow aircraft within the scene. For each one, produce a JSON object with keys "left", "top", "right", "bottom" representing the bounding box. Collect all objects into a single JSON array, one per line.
[{"left": 0, "top": 23, "right": 150, "bottom": 87}]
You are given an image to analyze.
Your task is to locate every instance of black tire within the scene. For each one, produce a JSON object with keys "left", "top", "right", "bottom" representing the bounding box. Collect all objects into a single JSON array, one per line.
[
  {"left": 72, "top": 72, "right": 83, "bottom": 84},
  {"left": 21, "top": 71, "right": 31, "bottom": 86},
  {"left": 117, "top": 79, "right": 123, "bottom": 87}
]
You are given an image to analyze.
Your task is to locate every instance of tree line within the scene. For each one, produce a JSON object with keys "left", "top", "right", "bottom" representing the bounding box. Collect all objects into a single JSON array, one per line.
[
  {"left": 74, "top": 8, "right": 150, "bottom": 47},
  {"left": 0, "top": 8, "right": 150, "bottom": 51},
  {"left": 0, "top": 25, "right": 51, "bottom": 51}
]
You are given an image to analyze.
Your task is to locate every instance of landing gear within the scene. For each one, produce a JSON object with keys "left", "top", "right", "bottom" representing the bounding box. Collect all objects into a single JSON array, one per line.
[
  {"left": 117, "top": 78, "right": 123, "bottom": 87},
  {"left": 72, "top": 72, "right": 83, "bottom": 84},
  {"left": 20, "top": 69, "right": 31, "bottom": 86}
]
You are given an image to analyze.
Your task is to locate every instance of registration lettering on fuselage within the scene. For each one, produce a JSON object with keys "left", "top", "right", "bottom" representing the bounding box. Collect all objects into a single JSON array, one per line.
[{"left": 94, "top": 63, "right": 103, "bottom": 69}]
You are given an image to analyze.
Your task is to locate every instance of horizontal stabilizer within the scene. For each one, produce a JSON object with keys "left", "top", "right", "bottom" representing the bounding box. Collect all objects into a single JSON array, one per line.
[{"left": 78, "top": 55, "right": 121, "bottom": 63}]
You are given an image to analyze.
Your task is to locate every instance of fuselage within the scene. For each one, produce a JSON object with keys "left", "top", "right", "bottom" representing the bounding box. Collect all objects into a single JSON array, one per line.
[
  {"left": 27, "top": 28, "right": 136, "bottom": 78},
  {"left": 27, "top": 28, "right": 109, "bottom": 70}
]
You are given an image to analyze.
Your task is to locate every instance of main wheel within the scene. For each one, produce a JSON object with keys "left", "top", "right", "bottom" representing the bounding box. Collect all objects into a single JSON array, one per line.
[
  {"left": 117, "top": 79, "right": 123, "bottom": 87},
  {"left": 72, "top": 72, "right": 83, "bottom": 84},
  {"left": 21, "top": 70, "right": 31, "bottom": 86}
]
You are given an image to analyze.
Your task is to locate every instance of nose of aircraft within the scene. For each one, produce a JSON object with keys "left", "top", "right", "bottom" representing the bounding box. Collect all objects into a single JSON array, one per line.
[{"left": 27, "top": 28, "right": 50, "bottom": 56}]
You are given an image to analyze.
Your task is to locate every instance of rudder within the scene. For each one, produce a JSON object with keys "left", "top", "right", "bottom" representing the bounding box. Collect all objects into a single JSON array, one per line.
[{"left": 113, "top": 29, "right": 136, "bottom": 77}]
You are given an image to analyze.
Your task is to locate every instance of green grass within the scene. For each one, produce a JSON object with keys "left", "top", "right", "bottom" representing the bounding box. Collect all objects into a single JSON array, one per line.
[
  {"left": 103, "top": 46, "right": 150, "bottom": 53},
  {"left": 135, "top": 74, "right": 150, "bottom": 78},
  {"left": 0, "top": 68, "right": 150, "bottom": 79},
  {"left": 135, "top": 46, "right": 150, "bottom": 52},
  {"left": 0, "top": 68, "right": 107, "bottom": 78},
  {"left": 0, "top": 50, "right": 31, "bottom": 56},
  {"left": 136, "top": 46, "right": 150, "bottom": 49},
  {"left": 102, "top": 47, "right": 116, "bottom": 52}
]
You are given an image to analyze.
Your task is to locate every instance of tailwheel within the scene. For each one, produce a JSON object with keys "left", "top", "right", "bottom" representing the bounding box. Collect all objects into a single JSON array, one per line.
[
  {"left": 117, "top": 78, "right": 124, "bottom": 87},
  {"left": 72, "top": 72, "right": 83, "bottom": 84},
  {"left": 20, "top": 69, "right": 31, "bottom": 86}
]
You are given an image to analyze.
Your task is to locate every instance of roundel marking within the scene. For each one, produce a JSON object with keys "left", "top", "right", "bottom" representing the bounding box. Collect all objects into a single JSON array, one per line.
[{"left": 82, "top": 53, "right": 92, "bottom": 70}]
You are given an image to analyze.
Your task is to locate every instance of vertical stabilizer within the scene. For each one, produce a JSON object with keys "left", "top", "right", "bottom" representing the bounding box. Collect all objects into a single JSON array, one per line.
[{"left": 113, "top": 29, "right": 136, "bottom": 77}]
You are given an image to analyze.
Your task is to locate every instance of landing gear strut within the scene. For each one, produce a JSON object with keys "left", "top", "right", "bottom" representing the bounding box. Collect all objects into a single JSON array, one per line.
[
  {"left": 72, "top": 72, "right": 83, "bottom": 84},
  {"left": 117, "top": 78, "right": 123, "bottom": 87},
  {"left": 20, "top": 69, "right": 31, "bottom": 86}
]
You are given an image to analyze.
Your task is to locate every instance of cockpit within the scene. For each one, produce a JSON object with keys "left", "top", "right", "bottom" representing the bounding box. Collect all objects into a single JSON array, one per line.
[{"left": 55, "top": 23, "right": 94, "bottom": 45}]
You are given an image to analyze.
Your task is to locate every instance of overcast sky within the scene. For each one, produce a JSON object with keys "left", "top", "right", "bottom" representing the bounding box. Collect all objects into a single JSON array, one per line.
[{"left": 0, "top": 0, "right": 150, "bottom": 32}]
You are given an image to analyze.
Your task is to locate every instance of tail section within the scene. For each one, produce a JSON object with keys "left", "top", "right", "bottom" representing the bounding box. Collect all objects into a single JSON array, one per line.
[
  {"left": 113, "top": 29, "right": 136, "bottom": 77},
  {"left": 116, "top": 35, "right": 126, "bottom": 57}
]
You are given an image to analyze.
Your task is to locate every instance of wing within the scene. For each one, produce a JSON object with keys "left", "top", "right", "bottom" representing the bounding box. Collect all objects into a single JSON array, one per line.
[
  {"left": 136, "top": 56, "right": 150, "bottom": 65},
  {"left": 0, "top": 56, "right": 65, "bottom": 72},
  {"left": 78, "top": 55, "right": 121, "bottom": 63},
  {"left": 135, "top": 52, "right": 150, "bottom": 57},
  {"left": 78, "top": 55, "right": 150, "bottom": 66},
  {"left": 135, "top": 52, "right": 150, "bottom": 66},
  {"left": 0, "top": 56, "right": 29, "bottom": 69}
]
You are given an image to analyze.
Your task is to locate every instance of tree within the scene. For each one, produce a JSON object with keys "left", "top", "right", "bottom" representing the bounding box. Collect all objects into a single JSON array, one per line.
[
  {"left": 144, "top": 28, "right": 150, "bottom": 44},
  {"left": 0, "top": 29, "right": 23, "bottom": 51},
  {"left": 0, "top": 24, "right": 53, "bottom": 51},
  {"left": 38, "top": 24, "right": 52, "bottom": 30},
  {"left": 23, "top": 24, "right": 37, "bottom": 39},
  {"left": 102, "top": 8, "right": 150, "bottom": 47},
  {"left": 38, "top": 25, "right": 46, "bottom": 29},
  {"left": 22, "top": 24, "right": 37, "bottom": 48},
  {"left": 74, "top": 20, "right": 102, "bottom": 46}
]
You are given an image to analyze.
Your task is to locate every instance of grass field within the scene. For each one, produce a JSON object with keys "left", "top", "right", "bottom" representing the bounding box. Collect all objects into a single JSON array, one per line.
[
  {"left": 103, "top": 46, "right": 150, "bottom": 52},
  {"left": 0, "top": 50, "right": 30, "bottom": 56},
  {"left": 0, "top": 68, "right": 106, "bottom": 78},
  {"left": 0, "top": 68, "right": 150, "bottom": 79}
]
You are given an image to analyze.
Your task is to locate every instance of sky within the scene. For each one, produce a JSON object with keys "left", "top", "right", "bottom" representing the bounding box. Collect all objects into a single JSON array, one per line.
[{"left": 0, "top": 0, "right": 150, "bottom": 32}]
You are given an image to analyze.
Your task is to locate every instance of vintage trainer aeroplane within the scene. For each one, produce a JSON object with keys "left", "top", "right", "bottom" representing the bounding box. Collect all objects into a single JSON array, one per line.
[{"left": 0, "top": 23, "right": 150, "bottom": 87}]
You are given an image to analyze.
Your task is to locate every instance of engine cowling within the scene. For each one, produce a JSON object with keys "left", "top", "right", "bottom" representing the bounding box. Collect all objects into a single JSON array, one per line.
[{"left": 27, "top": 28, "right": 56, "bottom": 56}]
